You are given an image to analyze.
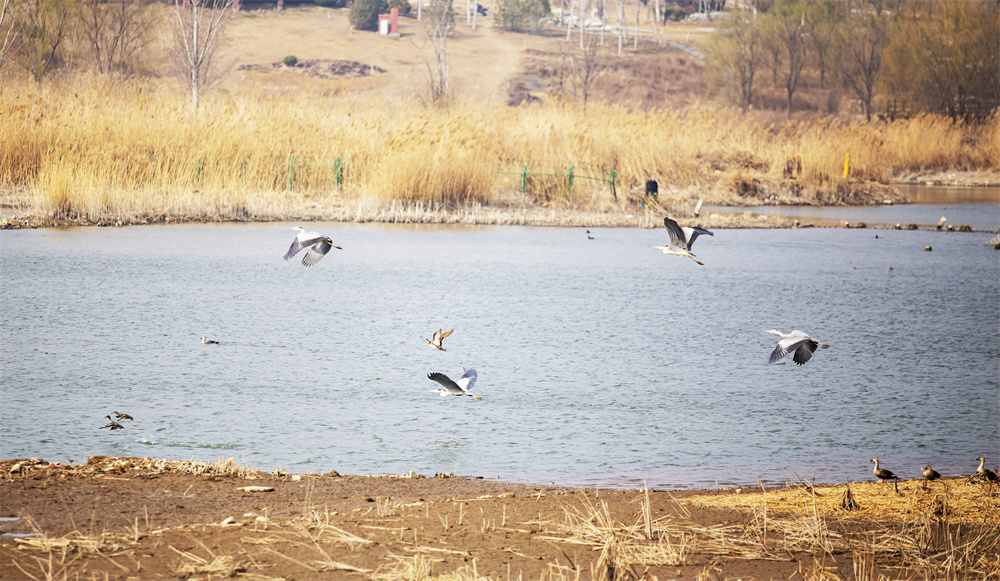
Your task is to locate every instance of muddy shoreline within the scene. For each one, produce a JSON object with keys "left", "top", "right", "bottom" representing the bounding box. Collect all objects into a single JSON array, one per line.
[{"left": 3, "top": 456, "right": 997, "bottom": 580}]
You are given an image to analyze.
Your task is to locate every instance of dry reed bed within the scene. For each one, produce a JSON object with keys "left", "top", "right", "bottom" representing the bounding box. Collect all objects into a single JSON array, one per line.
[{"left": 2, "top": 78, "right": 997, "bottom": 226}]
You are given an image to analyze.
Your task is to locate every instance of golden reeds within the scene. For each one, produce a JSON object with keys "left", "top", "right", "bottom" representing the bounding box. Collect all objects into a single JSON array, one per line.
[{"left": 1, "top": 76, "right": 996, "bottom": 226}]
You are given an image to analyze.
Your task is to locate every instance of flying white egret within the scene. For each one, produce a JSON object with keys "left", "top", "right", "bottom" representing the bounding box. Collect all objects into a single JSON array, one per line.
[
  {"left": 100, "top": 415, "right": 125, "bottom": 430},
  {"left": 428, "top": 368, "right": 482, "bottom": 399},
  {"left": 869, "top": 457, "right": 897, "bottom": 484},
  {"left": 764, "top": 329, "right": 829, "bottom": 366},
  {"left": 283, "top": 226, "right": 342, "bottom": 267},
  {"left": 424, "top": 329, "right": 454, "bottom": 351},
  {"left": 654, "top": 217, "right": 714, "bottom": 265}
]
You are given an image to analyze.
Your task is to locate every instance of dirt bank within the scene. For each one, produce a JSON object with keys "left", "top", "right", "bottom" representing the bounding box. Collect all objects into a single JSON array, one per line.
[{"left": 3, "top": 456, "right": 998, "bottom": 580}]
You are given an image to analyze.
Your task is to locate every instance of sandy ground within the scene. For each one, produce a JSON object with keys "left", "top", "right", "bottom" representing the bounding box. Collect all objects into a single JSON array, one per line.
[{"left": 2, "top": 456, "right": 998, "bottom": 580}]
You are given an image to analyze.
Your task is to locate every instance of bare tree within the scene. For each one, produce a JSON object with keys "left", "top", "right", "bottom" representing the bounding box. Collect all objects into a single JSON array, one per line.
[
  {"left": 171, "top": 0, "right": 232, "bottom": 111},
  {"left": 18, "top": 0, "right": 72, "bottom": 82},
  {"left": 565, "top": 31, "right": 605, "bottom": 107},
  {"left": 708, "top": 6, "right": 761, "bottom": 111},
  {"left": 763, "top": 0, "right": 808, "bottom": 116},
  {"left": 0, "top": 0, "right": 26, "bottom": 76},
  {"left": 78, "top": 0, "right": 154, "bottom": 75},
  {"left": 423, "top": 0, "right": 454, "bottom": 106},
  {"left": 835, "top": 3, "right": 886, "bottom": 121}
]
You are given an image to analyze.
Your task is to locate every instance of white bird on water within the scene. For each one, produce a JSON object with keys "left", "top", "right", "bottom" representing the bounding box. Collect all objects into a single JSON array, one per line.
[
  {"left": 655, "top": 217, "right": 714, "bottom": 265},
  {"left": 283, "top": 227, "right": 342, "bottom": 267},
  {"left": 424, "top": 328, "right": 454, "bottom": 351},
  {"left": 428, "top": 368, "right": 482, "bottom": 399},
  {"left": 764, "top": 329, "right": 829, "bottom": 366}
]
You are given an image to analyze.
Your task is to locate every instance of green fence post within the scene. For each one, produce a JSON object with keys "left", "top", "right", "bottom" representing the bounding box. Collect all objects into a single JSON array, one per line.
[
  {"left": 287, "top": 155, "right": 295, "bottom": 190},
  {"left": 609, "top": 170, "right": 617, "bottom": 200},
  {"left": 335, "top": 157, "right": 342, "bottom": 189},
  {"left": 196, "top": 158, "right": 204, "bottom": 184},
  {"left": 567, "top": 165, "right": 574, "bottom": 198},
  {"left": 521, "top": 164, "right": 528, "bottom": 197}
]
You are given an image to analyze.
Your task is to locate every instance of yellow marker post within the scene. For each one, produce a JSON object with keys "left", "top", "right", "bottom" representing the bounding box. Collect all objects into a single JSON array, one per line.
[{"left": 843, "top": 153, "right": 850, "bottom": 178}]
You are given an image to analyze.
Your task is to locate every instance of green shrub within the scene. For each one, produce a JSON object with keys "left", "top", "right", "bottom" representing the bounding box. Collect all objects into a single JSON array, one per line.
[
  {"left": 350, "top": 0, "right": 389, "bottom": 30},
  {"left": 388, "top": 0, "right": 411, "bottom": 16},
  {"left": 494, "top": 0, "right": 550, "bottom": 32},
  {"left": 315, "top": 0, "right": 348, "bottom": 6},
  {"left": 283, "top": 55, "right": 298, "bottom": 67}
]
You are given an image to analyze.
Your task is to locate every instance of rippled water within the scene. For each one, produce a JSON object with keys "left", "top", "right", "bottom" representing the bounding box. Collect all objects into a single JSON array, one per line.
[
  {"left": 705, "top": 185, "right": 1000, "bottom": 229},
  {"left": 2, "top": 223, "right": 998, "bottom": 489}
]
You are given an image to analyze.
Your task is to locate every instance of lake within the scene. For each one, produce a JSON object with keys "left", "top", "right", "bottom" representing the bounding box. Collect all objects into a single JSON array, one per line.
[
  {"left": 704, "top": 185, "right": 1000, "bottom": 229},
  {"left": 2, "top": 223, "right": 998, "bottom": 489}
]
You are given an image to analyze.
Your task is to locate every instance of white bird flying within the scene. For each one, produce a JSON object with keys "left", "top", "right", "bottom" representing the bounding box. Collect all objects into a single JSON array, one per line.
[
  {"left": 283, "top": 226, "right": 342, "bottom": 267},
  {"left": 654, "top": 217, "right": 714, "bottom": 265},
  {"left": 428, "top": 368, "right": 481, "bottom": 399},
  {"left": 764, "top": 329, "right": 829, "bottom": 366},
  {"left": 424, "top": 328, "right": 454, "bottom": 351}
]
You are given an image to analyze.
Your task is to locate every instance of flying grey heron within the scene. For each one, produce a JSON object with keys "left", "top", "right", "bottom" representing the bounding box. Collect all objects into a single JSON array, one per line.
[
  {"left": 201, "top": 337, "right": 219, "bottom": 345},
  {"left": 424, "top": 328, "right": 454, "bottom": 351},
  {"left": 428, "top": 368, "right": 482, "bottom": 399},
  {"left": 112, "top": 411, "right": 134, "bottom": 421},
  {"left": 654, "top": 217, "right": 714, "bottom": 265},
  {"left": 100, "top": 415, "right": 125, "bottom": 430},
  {"left": 764, "top": 329, "right": 829, "bottom": 366},
  {"left": 975, "top": 456, "right": 999, "bottom": 482},
  {"left": 284, "top": 226, "right": 342, "bottom": 267},
  {"left": 869, "top": 457, "right": 897, "bottom": 483}
]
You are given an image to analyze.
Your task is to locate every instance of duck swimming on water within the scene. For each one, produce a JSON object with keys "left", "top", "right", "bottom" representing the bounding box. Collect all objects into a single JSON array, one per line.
[{"left": 201, "top": 337, "right": 219, "bottom": 345}]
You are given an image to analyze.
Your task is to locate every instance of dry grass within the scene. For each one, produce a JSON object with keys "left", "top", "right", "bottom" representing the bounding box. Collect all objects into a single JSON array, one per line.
[{"left": 1, "top": 76, "right": 996, "bottom": 226}]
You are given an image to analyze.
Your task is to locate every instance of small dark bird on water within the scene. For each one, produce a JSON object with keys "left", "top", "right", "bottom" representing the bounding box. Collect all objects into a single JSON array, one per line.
[
  {"left": 100, "top": 415, "right": 125, "bottom": 430},
  {"left": 870, "top": 457, "right": 897, "bottom": 484},
  {"left": 112, "top": 411, "right": 134, "bottom": 421}
]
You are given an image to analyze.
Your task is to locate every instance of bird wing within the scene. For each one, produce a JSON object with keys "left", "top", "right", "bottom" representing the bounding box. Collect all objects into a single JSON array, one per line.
[
  {"left": 792, "top": 340, "right": 819, "bottom": 365},
  {"left": 682, "top": 226, "right": 714, "bottom": 249},
  {"left": 428, "top": 372, "right": 463, "bottom": 394},
  {"left": 439, "top": 329, "right": 454, "bottom": 340},
  {"left": 284, "top": 231, "right": 328, "bottom": 261},
  {"left": 456, "top": 367, "right": 477, "bottom": 392},
  {"left": 768, "top": 335, "right": 812, "bottom": 365},
  {"left": 663, "top": 217, "right": 687, "bottom": 250},
  {"left": 300, "top": 238, "right": 339, "bottom": 267}
]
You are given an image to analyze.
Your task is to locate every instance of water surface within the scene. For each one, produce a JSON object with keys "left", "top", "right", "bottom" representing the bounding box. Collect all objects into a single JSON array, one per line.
[{"left": 2, "top": 223, "right": 998, "bottom": 488}]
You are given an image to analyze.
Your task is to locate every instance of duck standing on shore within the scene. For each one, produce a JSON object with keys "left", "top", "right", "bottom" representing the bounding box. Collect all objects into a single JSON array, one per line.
[
  {"left": 869, "top": 457, "right": 897, "bottom": 484},
  {"left": 922, "top": 465, "right": 941, "bottom": 488},
  {"left": 974, "top": 455, "right": 999, "bottom": 482}
]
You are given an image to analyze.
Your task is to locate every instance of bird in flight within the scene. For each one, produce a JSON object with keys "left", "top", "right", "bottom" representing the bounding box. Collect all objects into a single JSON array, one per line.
[
  {"left": 655, "top": 217, "right": 714, "bottom": 265},
  {"left": 201, "top": 337, "right": 219, "bottom": 345},
  {"left": 112, "top": 411, "right": 134, "bottom": 421},
  {"left": 428, "top": 368, "right": 482, "bottom": 399},
  {"left": 764, "top": 329, "right": 829, "bottom": 366},
  {"left": 284, "top": 226, "right": 342, "bottom": 267},
  {"left": 424, "top": 328, "right": 454, "bottom": 351},
  {"left": 100, "top": 415, "right": 125, "bottom": 430}
]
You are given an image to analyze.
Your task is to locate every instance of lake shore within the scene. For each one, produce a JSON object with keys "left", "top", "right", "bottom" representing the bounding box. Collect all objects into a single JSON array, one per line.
[{"left": 2, "top": 456, "right": 997, "bottom": 580}]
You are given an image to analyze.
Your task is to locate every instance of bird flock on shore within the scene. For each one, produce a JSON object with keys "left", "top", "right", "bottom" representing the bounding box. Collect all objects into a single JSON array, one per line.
[{"left": 96, "top": 219, "right": 995, "bottom": 486}]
